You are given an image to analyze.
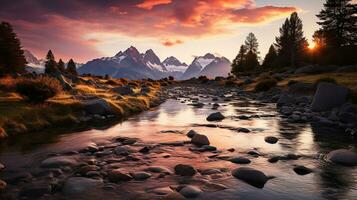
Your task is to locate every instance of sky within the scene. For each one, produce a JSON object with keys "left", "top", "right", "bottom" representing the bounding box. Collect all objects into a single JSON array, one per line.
[{"left": 0, "top": 0, "right": 329, "bottom": 64}]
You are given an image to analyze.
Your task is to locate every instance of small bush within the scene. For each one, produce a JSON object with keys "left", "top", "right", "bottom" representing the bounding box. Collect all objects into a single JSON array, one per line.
[
  {"left": 16, "top": 76, "right": 62, "bottom": 103},
  {"left": 168, "top": 76, "right": 174, "bottom": 81},
  {"left": 254, "top": 78, "right": 277, "bottom": 92},
  {"left": 315, "top": 77, "right": 337, "bottom": 85},
  {"left": 198, "top": 76, "right": 209, "bottom": 83}
]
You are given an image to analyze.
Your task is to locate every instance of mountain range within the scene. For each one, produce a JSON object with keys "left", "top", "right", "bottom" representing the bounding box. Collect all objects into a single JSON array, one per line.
[{"left": 24, "top": 46, "right": 231, "bottom": 80}]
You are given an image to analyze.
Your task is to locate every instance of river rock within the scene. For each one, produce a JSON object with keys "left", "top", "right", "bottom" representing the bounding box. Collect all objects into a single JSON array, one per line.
[
  {"left": 326, "top": 149, "right": 357, "bottom": 166},
  {"left": 186, "top": 130, "right": 198, "bottom": 138},
  {"left": 311, "top": 83, "right": 349, "bottom": 112},
  {"left": 131, "top": 172, "right": 152, "bottom": 180},
  {"left": 108, "top": 169, "right": 133, "bottom": 182},
  {"left": 112, "top": 85, "right": 135, "bottom": 95},
  {"left": 293, "top": 166, "right": 313, "bottom": 175},
  {"left": 41, "top": 156, "right": 77, "bottom": 168},
  {"left": 191, "top": 134, "right": 210, "bottom": 146},
  {"left": 63, "top": 177, "right": 103, "bottom": 195},
  {"left": 179, "top": 185, "right": 202, "bottom": 198},
  {"left": 229, "top": 157, "right": 251, "bottom": 164},
  {"left": 114, "top": 146, "right": 129, "bottom": 156},
  {"left": 232, "top": 167, "right": 268, "bottom": 188},
  {"left": 264, "top": 136, "right": 278, "bottom": 144},
  {"left": 84, "top": 98, "right": 114, "bottom": 115},
  {"left": 145, "top": 166, "right": 172, "bottom": 174},
  {"left": 162, "top": 192, "right": 186, "bottom": 200},
  {"left": 174, "top": 164, "right": 197, "bottom": 176},
  {"left": 0, "top": 179, "right": 6, "bottom": 192},
  {"left": 206, "top": 112, "right": 225, "bottom": 121}
]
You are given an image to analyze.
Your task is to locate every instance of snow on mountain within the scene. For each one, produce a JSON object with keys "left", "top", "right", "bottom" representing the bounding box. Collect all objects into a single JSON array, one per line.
[{"left": 162, "top": 56, "right": 187, "bottom": 72}]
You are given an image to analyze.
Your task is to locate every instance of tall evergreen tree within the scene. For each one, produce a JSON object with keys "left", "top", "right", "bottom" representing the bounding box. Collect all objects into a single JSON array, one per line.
[
  {"left": 243, "top": 33, "right": 260, "bottom": 70},
  {"left": 275, "top": 12, "right": 308, "bottom": 67},
  {"left": 0, "top": 21, "right": 27, "bottom": 76},
  {"left": 317, "top": 0, "right": 357, "bottom": 47},
  {"left": 44, "top": 50, "right": 58, "bottom": 74},
  {"left": 66, "top": 59, "right": 77, "bottom": 76},
  {"left": 245, "top": 33, "right": 259, "bottom": 54},
  {"left": 262, "top": 45, "right": 278, "bottom": 69},
  {"left": 231, "top": 45, "right": 247, "bottom": 76},
  {"left": 57, "top": 59, "right": 65, "bottom": 72}
]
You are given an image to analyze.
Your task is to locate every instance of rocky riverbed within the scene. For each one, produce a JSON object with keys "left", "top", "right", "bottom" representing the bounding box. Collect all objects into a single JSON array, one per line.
[{"left": 0, "top": 84, "right": 356, "bottom": 200}]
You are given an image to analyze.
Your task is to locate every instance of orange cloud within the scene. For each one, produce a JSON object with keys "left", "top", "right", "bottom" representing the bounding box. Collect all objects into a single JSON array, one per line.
[
  {"left": 162, "top": 39, "right": 183, "bottom": 46},
  {"left": 137, "top": 0, "right": 172, "bottom": 10}
]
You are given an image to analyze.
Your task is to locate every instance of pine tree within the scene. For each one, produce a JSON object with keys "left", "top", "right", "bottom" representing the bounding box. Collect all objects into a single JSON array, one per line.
[
  {"left": 275, "top": 12, "right": 308, "bottom": 67},
  {"left": 57, "top": 59, "right": 65, "bottom": 72},
  {"left": 44, "top": 50, "right": 58, "bottom": 74},
  {"left": 317, "top": 0, "right": 357, "bottom": 47},
  {"left": 0, "top": 21, "right": 27, "bottom": 76},
  {"left": 231, "top": 45, "right": 247, "bottom": 76},
  {"left": 262, "top": 45, "right": 278, "bottom": 69},
  {"left": 66, "top": 59, "right": 77, "bottom": 76},
  {"left": 244, "top": 51, "right": 260, "bottom": 71},
  {"left": 245, "top": 33, "right": 259, "bottom": 54}
]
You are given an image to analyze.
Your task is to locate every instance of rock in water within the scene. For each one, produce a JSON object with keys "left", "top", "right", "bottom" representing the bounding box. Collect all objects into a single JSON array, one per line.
[
  {"left": 40, "top": 156, "right": 77, "bottom": 168},
  {"left": 179, "top": 185, "right": 202, "bottom": 198},
  {"left": 232, "top": 167, "right": 268, "bottom": 188},
  {"left": 63, "top": 177, "right": 102, "bottom": 195},
  {"left": 206, "top": 112, "right": 225, "bottom": 121},
  {"left": 174, "top": 164, "right": 197, "bottom": 176},
  {"left": 131, "top": 172, "right": 152, "bottom": 180},
  {"left": 229, "top": 157, "right": 251, "bottom": 164},
  {"left": 264, "top": 136, "right": 278, "bottom": 144},
  {"left": 191, "top": 134, "right": 210, "bottom": 146},
  {"left": 186, "top": 130, "right": 198, "bottom": 138},
  {"left": 84, "top": 98, "right": 114, "bottom": 115},
  {"left": 311, "top": 83, "right": 349, "bottom": 112},
  {"left": 108, "top": 169, "right": 133, "bottom": 182},
  {"left": 326, "top": 149, "right": 357, "bottom": 166},
  {"left": 293, "top": 166, "right": 312, "bottom": 175}
]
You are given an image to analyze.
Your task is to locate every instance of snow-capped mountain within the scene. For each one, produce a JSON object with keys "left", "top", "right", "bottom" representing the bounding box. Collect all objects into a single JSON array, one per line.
[
  {"left": 162, "top": 56, "right": 188, "bottom": 73},
  {"left": 180, "top": 53, "right": 231, "bottom": 79}
]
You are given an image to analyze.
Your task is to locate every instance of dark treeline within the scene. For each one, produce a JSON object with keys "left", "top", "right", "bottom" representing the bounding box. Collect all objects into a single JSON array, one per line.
[{"left": 232, "top": 0, "right": 357, "bottom": 76}]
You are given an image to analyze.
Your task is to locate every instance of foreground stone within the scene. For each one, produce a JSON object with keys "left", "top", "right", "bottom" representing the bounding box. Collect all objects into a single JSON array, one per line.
[
  {"left": 131, "top": 172, "right": 152, "bottom": 180},
  {"left": 112, "top": 86, "right": 135, "bottom": 95},
  {"left": 206, "top": 112, "right": 225, "bottom": 121},
  {"left": 63, "top": 177, "right": 103, "bottom": 195},
  {"left": 174, "top": 164, "right": 197, "bottom": 176},
  {"left": 108, "top": 169, "right": 133, "bottom": 182},
  {"left": 311, "top": 83, "right": 349, "bottom": 112},
  {"left": 145, "top": 166, "right": 172, "bottom": 174},
  {"left": 186, "top": 130, "right": 198, "bottom": 138},
  {"left": 179, "top": 185, "right": 202, "bottom": 198},
  {"left": 326, "top": 149, "right": 357, "bottom": 166},
  {"left": 0, "top": 179, "right": 6, "bottom": 192},
  {"left": 0, "top": 163, "right": 4, "bottom": 171},
  {"left": 232, "top": 167, "right": 268, "bottom": 188},
  {"left": 264, "top": 136, "right": 278, "bottom": 144},
  {"left": 293, "top": 166, "right": 313, "bottom": 175},
  {"left": 191, "top": 134, "right": 210, "bottom": 146},
  {"left": 229, "top": 157, "right": 251, "bottom": 164},
  {"left": 40, "top": 156, "right": 77, "bottom": 168},
  {"left": 84, "top": 98, "right": 114, "bottom": 115}
]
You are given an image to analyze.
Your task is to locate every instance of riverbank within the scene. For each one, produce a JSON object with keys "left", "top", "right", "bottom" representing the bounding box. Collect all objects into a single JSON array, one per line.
[{"left": 0, "top": 75, "right": 170, "bottom": 139}]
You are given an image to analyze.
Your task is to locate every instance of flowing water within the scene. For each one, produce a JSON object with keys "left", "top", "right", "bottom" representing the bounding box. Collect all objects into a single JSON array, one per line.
[{"left": 0, "top": 85, "right": 356, "bottom": 200}]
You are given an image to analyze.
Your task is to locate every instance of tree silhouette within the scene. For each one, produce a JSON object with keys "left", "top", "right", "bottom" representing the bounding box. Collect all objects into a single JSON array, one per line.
[
  {"left": 245, "top": 32, "right": 259, "bottom": 54},
  {"left": 0, "top": 21, "right": 27, "bottom": 76},
  {"left": 44, "top": 50, "right": 58, "bottom": 74},
  {"left": 231, "top": 45, "right": 247, "bottom": 75},
  {"left": 66, "top": 59, "right": 77, "bottom": 76},
  {"left": 57, "top": 59, "right": 65, "bottom": 72},
  {"left": 262, "top": 45, "right": 278, "bottom": 69}
]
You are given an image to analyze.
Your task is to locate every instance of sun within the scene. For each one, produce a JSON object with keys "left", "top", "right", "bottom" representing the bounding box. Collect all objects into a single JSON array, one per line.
[{"left": 308, "top": 42, "right": 316, "bottom": 50}]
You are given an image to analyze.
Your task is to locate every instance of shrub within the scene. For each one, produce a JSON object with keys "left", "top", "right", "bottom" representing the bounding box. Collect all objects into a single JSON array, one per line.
[
  {"left": 168, "top": 76, "right": 174, "bottom": 81},
  {"left": 254, "top": 78, "right": 277, "bottom": 92},
  {"left": 315, "top": 77, "right": 337, "bottom": 85},
  {"left": 198, "top": 76, "right": 209, "bottom": 83},
  {"left": 16, "top": 76, "right": 62, "bottom": 103}
]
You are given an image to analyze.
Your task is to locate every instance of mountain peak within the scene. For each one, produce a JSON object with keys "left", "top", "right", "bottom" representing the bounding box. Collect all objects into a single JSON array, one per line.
[{"left": 203, "top": 53, "right": 215, "bottom": 59}]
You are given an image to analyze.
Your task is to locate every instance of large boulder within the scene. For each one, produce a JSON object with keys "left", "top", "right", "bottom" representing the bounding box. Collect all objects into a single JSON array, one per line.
[
  {"left": 63, "top": 177, "right": 103, "bottom": 195},
  {"left": 311, "top": 83, "right": 349, "bottom": 112},
  {"left": 112, "top": 86, "right": 135, "bottom": 96},
  {"left": 179, "top": 185, "right": 202, "bottom": 198},
  {"left": 206, "top": 112, "right": 225, "bottom": 121},
  {"left": 84, "top": 98, "right": 114, "bottom": 115},
  {"left": 232, "top": 167, "right": 268, "bottom": 188},
  {"left": 191, "top": 134, "right": 210, "bottom": 146},
  {"left": 326, "top": 149, "right": 357, "bottom": 166},
  {"left": 174, "top": 164, "right": 197, "bottom": 176}
]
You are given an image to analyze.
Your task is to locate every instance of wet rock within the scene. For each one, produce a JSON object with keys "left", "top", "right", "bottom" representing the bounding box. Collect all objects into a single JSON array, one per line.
[
  {"left": 264, "top": 136, "right": 279, "bottom": 144},
  {"left": 229, "top": 157, "right": 251, "bottom": 164},
  {"left": 191, "top": 134, "right": 210, "bottom": 146},
  {"left": 228, "top": 148, "right": 235, "bottom": 152},
  {"left": 20, "top": 182, "right": 51, "bottom": 198},
  {"left": 203, "top": 182, "right": 228, "bottom": 191},
  {"left": 114, "top": 146, "right": 129, "bottom": 156},
  {"left": 311, "top": 83, "right": 349, "bottom": 112},
  {"left": 145, "top": 166, "right": 172, "bottom": 174},
  {"left": 238, "top": 128, "right": 251, "bottom": 133},
  {"left": 84, "top": 98, "right": 114, "bottom": 115},
  {"left": 202, "top": 145, "right": 217, "bottom": 151},
  {"left": 200, "top": 168, "right": 222, "bottom": 175},
  {"left": 174, "top": 164, "right": 197, "bottom": 176},
  {"left": 122, "top": 138, "right": 137, "bottom": 145},
  {"left": 232, "top": 167, "right": 268, "bottom": 188},
  {"left": 293, "top": 166, "right": 313, "bottom": 175},
  {"left": 150, "top": 187, "right": 173, "bottom": 195},
  {"left": 77, "top": 165, "right": 100, "bottom": 175},
  {"left": 139, "top": 146, "right": 151, "bottom": 153},
  {"left": 63, "top": 177, "right": 103, "bottom": 195},
  {"left": 112, "top": 85, "right": 135, "bottom": 95},
  {"left": 280, "top": 154, "right": 300, "bottom": 160},
  {"left": 206, "top": 112, "right": 225, "bottom": 121},
  {"left": 247, "top": 150, "right": 261, "bottom": 157},
  {"left": 268, "top": 156, "right": 280, "bottom": 163},
  {"left": 161, "top": 192, "right": 186, "bottom": 200},
  {"left": 179, "top": 185, "right": 202, "bottom": 198},
  {"left": 41, "top": 156, "right": 77, "bottom": 168},
  {"left": 326, "top": 149, "right": 357, "bottom": 166},
  {"left": 0, "top": 179, "right": 6, "bottom": 192},
  {"left": 131, "top": 172, "right": 152, "bottom": 180},
  {"left": 108, "top": 169, "right": 133, "bottom": 182},
  {"left": 186, "top": 130, "right": 198, "bottom": 138}
]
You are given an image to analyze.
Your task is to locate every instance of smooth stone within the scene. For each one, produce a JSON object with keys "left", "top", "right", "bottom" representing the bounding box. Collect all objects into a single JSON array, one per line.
[
  {"left": 41, "top": 156, "right": 77, "bottom": 168},
  {"left": 84, "top": 98, "right": 113, "bottom": 115},
  {"left": 264, "top": 136, "right": 279, "bottom": 144},
  {"left": 238, "top": 128, "right": 251, "bottom": 133},
  {"left": 114, "top": 146, "right": 129, "bottom": 156},
  {"left": 121, "top": 138, "right": 137, "bottom": 145},
  {"left": 131, "top": 172, "right": 152, "bottom": 180},
  {"left": 145, "top": 166, "right": 172, "bottom": 174},
  {"left": 191, "top": 134, "right": 210, "bottom": 146},
  {"left": 206, "top": 112, "right": 225, "bottom": 121},
  {"left": 311, "top": 82, "right": 349, "bottom": 112},
  {"left": 161, "top": 192, "right": 186, "bottom": 200},
  {"left": 179, "top": 185, "right": 202, "bottom": 198},
  {"left": 150, "top": 187, "right": 173, "bottom": 195},
  {"left": 111, "top": 85, "right": 135, "bottom": 95},
  {"left": 293, "top": 166, "right": 313, "bottom": 175},
  {"left": 186, "top": 130, "right": 198, "bottom": 138},
  {"left": 268, "top": 156, "right": 280, "bottom": 163},
  {"left": 200, "top": 169, "right": 221, "bottom": 175},
  {"left": 247, "top": 150, "right": 261, "bottom": 156},
  {"left": 326, "top": 149, "right": 357, "bottom": 166},
  {"left": 232, "top": 167, "right": 268, "bottom": 188},
  {"left": 174, "top": 164, "right": 197, "bottom": 176},
  {"left": 63, "top": 177, "right": 103, "bottom": 195},
  {"left": 229, "top": 157, "right": 251, "bottom": 164},
  {"left": 202, "top": 145, "right": 217, "bottom": 151},
  {"left": 108, "top": 169, "right": 133, "bottom": 182},
  {"left": 139, "top": 146, "right": 150, "bottom": 153}
]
